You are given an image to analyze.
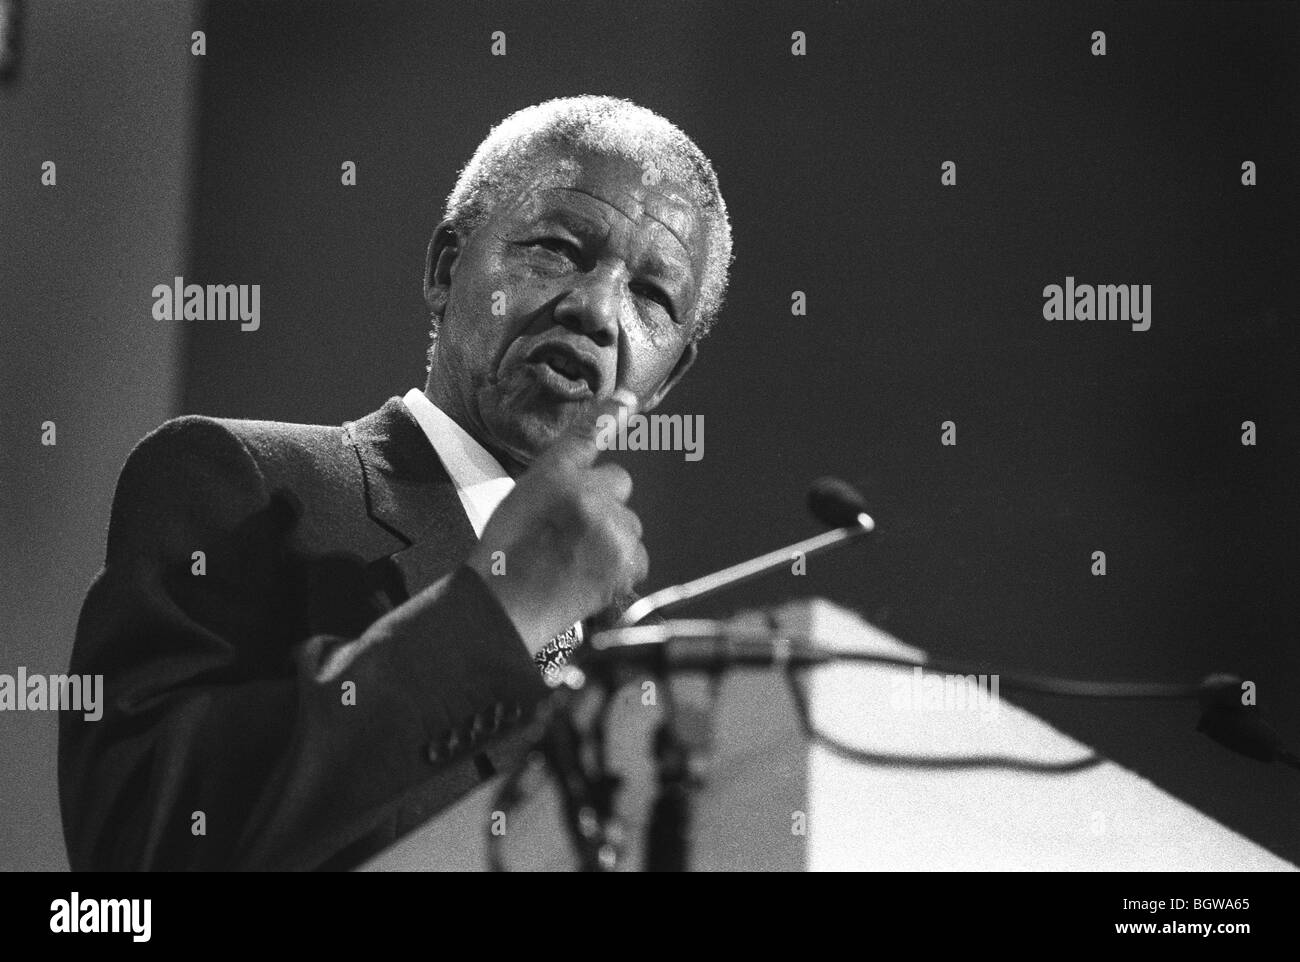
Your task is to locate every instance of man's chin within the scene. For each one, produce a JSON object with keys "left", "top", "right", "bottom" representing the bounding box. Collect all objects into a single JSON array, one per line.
[{"left": 484, "top": 403, "right": 587, "bottom": 469}]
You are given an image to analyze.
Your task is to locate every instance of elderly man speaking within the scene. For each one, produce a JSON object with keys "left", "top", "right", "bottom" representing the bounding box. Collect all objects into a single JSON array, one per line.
[{"left": 59, "top": 96, "right": 733, "bottom": 871}]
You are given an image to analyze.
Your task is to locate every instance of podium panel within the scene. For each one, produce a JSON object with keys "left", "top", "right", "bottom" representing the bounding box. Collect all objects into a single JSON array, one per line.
[
  {"left": 360, "top": 668, "right": 808, "bottom": 871},
  {"left": 362, "top": 600, "right": 1295, "bottom": 871}
]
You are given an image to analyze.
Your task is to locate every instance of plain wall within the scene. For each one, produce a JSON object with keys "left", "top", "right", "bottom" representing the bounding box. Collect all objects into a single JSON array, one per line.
[{"left": 0, "top": 0, "right": 198, "bottom": 871}]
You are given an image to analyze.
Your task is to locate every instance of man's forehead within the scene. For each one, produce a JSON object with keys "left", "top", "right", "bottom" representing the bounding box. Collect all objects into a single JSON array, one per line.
[{"left": 505, "top": 151, "right": 704, "bottom": 256}]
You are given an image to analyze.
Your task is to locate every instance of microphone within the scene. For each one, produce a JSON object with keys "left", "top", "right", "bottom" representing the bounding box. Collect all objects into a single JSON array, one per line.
[
  {"left": 618, "top": 477, "right": 874, "bottom": 626},
  {"left": 808, "top": 476, "right": 874, "bottom": 530},
  {"left": 1196, "top": 676, "right": 1300, "bottom": 770}
]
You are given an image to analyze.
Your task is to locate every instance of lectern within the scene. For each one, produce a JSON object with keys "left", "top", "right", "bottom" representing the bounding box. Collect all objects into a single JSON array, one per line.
[{"left": 360, "top": 599, "right": 1295, "bottom": 871}]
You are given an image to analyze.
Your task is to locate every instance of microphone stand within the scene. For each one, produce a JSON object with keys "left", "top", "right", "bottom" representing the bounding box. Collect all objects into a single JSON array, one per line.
[
  {"left": 645, "top": 715, "right": 692, "bottom": 871},
  {"left": 542, "top": 675, "right": 627, "bottom": 872},
  {"left": 643, "top": 657, "right": 725, "bottom": 872}
]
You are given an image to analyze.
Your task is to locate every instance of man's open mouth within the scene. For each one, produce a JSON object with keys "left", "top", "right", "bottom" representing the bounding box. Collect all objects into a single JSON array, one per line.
[{"left": 526, "top": 344, "right": 600, "bottom": 398}]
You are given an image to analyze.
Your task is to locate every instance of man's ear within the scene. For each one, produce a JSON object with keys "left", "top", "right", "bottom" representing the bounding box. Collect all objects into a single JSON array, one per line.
[
  {"left": 423, "top": 221, "right": 461, "bottom": 316},
  {"left": 642, "top": 341, "right": 698, "bottom": 412}
]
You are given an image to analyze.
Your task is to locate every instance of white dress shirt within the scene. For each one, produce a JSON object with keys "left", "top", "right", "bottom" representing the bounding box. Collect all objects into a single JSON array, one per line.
[{"left": 401, "top": 388, "right": 515, "bottom": 538}]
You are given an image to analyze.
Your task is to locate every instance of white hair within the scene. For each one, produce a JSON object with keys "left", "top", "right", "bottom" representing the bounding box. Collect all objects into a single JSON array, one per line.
[{"left": 440, "top": 95, "right": 733, "bottom": 341}]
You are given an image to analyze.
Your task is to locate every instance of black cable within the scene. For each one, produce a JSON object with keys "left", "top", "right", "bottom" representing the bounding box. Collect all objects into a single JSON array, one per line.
[
  {"left": 783, "top": 667, "right": 1104, "bottom": 774},
  {"left": 587, "top": 636, "right": 1236, "bottom": 702}
]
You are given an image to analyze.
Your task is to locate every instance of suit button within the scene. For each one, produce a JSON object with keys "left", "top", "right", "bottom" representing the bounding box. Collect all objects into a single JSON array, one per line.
[
  {"left": 470, "top": 714, "right": 488, "bottom": 741},
  {"left": 426, "top": 742, "right": 441, "bottom": 764},
  {"left": 507, "top": 703, "right": 522, "bottom": 722},
  {"left": 445, "top": 730, "right": 462, "bottom": 756},
  {"left": 490, "top": 703, "right": 507, "bottom": 731}
]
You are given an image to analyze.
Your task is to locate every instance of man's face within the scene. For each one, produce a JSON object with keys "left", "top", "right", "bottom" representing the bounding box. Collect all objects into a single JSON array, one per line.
[{"left": 425, "top": 148, "right": 707, "bottom": 472}]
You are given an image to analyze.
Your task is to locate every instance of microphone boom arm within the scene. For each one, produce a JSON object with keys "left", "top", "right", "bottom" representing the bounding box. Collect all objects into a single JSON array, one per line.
[{"left": 619, "top": 518, "right": 874, "bottom": 626}]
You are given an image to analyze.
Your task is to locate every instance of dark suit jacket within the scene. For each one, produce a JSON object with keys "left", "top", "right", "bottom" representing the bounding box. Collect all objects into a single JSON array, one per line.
[{"left": 60, "top": 397, "right": 561, "bottom": 871}]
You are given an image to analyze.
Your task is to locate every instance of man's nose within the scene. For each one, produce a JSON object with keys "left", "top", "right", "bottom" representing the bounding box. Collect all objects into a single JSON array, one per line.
[{"left": 553, "top": 267, "right": 623, "bottom": 348}]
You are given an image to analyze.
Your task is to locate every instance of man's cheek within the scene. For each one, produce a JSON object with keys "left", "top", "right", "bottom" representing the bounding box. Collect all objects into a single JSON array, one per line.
[
  {"left": 499, "top": 278, "right": 559, "bottom": 325},
  {"left": 622, "top": 335, "right": 688, "bottom": 389}
]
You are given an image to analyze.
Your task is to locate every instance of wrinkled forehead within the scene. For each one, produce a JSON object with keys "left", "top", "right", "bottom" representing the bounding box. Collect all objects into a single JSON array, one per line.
[{"left": 490, "top": 146, "right": 707, "bottom": 263}]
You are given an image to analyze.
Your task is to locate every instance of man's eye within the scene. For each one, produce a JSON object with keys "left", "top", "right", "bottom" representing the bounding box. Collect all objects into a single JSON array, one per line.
[
  {"left": 526, "top": 237, "right": 579, "bottom": 259},
  {"left": 634, "top": 283, "right": 677, "bottom": 321}
]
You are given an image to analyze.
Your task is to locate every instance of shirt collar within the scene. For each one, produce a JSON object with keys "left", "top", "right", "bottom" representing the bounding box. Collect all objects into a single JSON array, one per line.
[{"left": 401, "top": 388, "right": 514, "bottom": 538}]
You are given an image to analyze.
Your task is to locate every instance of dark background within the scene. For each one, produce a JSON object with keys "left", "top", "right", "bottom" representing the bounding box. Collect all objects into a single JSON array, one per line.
[{"left": 3, "top": 0, "right": 1297, "bottom": 869}]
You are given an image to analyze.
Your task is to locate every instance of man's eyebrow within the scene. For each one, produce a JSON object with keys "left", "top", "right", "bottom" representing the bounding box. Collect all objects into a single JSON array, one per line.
[
  {"left": 528, "top": 206, "right": 605, "bottom": 236},
  {"left": 637, "top": 249, "right": 691, "bottom": 287}
]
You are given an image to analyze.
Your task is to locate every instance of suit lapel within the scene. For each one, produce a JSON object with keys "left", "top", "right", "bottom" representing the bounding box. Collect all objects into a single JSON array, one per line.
[
  {"left": 345, "top": 397, "right": 479, "bottom": 600},
  {"left": 345, "top": 396, "right": 634, "bottom": 640}
]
